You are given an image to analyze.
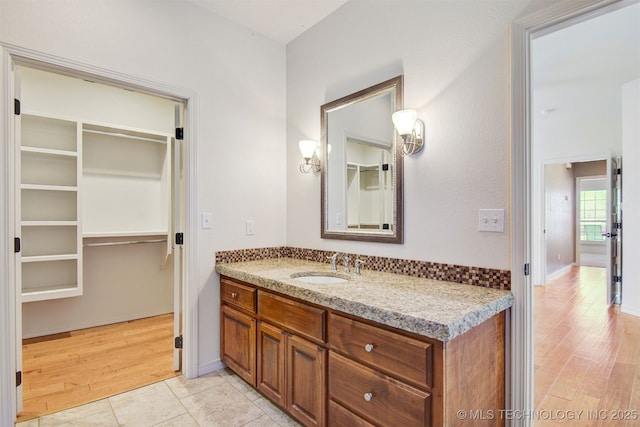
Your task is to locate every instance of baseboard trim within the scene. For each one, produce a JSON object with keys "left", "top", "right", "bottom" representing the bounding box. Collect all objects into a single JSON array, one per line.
[
  {"left": 621, "top": 305, "right": 640, "bottom": 318},
  {"left": 545, "top": 263, "right": 575, "bottom": 282},
  {"left": 198, "top": 359, "right": 225, "bottom": 377}
]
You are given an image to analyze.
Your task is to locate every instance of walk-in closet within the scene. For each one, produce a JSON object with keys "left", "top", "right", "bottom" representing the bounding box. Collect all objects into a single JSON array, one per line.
[{"left": 15, "top": 66, "right": 183, "bottom": 419}]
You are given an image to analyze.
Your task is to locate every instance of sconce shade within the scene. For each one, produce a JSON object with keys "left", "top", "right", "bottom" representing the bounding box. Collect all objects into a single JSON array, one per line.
[
  {"left": 392, "top": 110, "right": 418, "bottom": 135},
  {"left": 299, "top": 139, "right": 317, "bottom": 159}
]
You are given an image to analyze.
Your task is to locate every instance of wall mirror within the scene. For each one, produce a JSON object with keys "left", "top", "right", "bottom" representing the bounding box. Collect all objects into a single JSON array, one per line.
[{"left": 321, "top": 75, "right": 403, "bottom": 243}]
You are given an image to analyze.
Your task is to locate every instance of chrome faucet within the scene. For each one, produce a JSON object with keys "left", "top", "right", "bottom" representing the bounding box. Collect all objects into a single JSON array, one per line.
[
  {"left": 328, "top": 253, "right": 341, "bottom": 271},
  {"left": 328, "top": 252, "right": 350, "bottom": 273},
  {"left": 354, "top": 259, "right": 365, "bottom": 275}
]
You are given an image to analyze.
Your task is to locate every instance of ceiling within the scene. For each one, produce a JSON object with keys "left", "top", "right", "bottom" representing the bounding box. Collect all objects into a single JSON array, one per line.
[
  {"left": 532, "top": 2, "right": 640, "bottom": 88},
  {"left": 183, "top": 0, "right": 349, "bottom": 44}
]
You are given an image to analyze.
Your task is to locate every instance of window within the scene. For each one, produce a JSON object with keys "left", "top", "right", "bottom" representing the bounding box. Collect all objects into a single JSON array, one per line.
[{"left": 579, "top": 190, "right": 607, "bottom": 241}]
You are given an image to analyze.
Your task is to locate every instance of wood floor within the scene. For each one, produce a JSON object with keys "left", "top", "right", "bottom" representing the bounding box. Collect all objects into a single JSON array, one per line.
[
  {"left": 534, "top": 266, "right": 640, "bottom": 426},
  {"left": 17, "top": 313, "right": 179, "bottom": 422}
]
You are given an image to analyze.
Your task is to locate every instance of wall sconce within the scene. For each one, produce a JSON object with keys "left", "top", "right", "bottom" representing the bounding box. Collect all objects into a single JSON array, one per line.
[
  {"left": 299, "top": 139, "right": 320, "bottom": 173},
  {"left": 392, "top": 109, "right": 425, "bottom": 155}
]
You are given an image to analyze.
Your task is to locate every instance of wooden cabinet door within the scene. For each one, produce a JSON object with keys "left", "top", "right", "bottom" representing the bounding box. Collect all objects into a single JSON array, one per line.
[
  {"left": 221, "top": 304, "right": 256, "bottom": 386},
  {"left": 257, "top": 321, "right": 286, "bottom": 407},
  {"left": 287, "top": 334, "right": 326, "bottom": 427}
]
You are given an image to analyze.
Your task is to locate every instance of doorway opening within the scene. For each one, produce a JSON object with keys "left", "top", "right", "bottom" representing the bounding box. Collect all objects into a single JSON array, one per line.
[
  {"left": 14, "top": 64, "right": 184, "bottom": 421},
  {"left": 529, "top": 1, "right": 638, "bottom": 419}
]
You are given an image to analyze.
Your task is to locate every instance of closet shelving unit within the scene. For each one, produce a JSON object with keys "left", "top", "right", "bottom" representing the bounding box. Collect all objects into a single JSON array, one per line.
[
  {"left": 18, "top": 111, "right": 173, "bottom": 303},
  {"left": 19, "top": 113, "right": 82, "bottom": 302}
]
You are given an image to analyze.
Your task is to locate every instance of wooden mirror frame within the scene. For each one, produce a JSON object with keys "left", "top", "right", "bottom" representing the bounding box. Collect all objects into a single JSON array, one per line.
[{"left": 320, "top": 75, "right": 404, "bottom": 244}]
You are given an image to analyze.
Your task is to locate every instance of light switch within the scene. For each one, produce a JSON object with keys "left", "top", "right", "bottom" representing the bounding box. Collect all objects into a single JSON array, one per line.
[
  {"left": 246, "top": 220, "right": 255, "bottom": 236},
  {"left": 478, "top": 209, "right": 505, "bottom": 232},
  {"left": 201, "top": 212, "right": 212, "bottom": 229}
]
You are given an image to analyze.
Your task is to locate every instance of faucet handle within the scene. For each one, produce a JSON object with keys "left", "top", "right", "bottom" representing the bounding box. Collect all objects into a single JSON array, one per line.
[{"left": 354, "top": 259, "right": 365, "bottom": 275}]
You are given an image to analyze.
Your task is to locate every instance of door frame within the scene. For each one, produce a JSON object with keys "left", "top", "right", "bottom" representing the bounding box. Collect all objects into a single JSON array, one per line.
[
  {"left": 510, "top": 0, "right": 627, "bottom": 424},
  {"left": 0, "top": 43, "right": 199, "bottom": 424},
  {"left": 535, "top": 155, "right": 610, "bottom": 285}
]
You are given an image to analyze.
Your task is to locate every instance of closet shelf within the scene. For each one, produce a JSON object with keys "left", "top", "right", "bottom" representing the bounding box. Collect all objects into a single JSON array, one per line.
[
  {"left": 83, "top": 230, "right": 168, "bottom": 238},
  {"left": 22, "top": 284, "right": 81, "bottom": 303},
  {"left": 21, "top": 146, "right": 78, "bottom": 158},
  {"left": 22, "top": 221, "right": 78, "bottom": 227},
  {"left": 83, "top": 126, "right": 168, "bottom": 144},
  {"left": 22, "top": 254, "right": 78, "bottom": 263},
  {"left": 21, "top": 184, "right": 78, "bottom": 192}
]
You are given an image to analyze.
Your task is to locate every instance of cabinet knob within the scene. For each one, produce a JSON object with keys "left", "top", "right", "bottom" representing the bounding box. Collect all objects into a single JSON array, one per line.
[
  {"left": 363, "top": 392, "right": 373, "bottom": 402},
  {"left": 231, "top": 292, "right": 238, "bottom": 299},
  {"left": 364, "top": 343, "right": 374, "bottom": 352}
]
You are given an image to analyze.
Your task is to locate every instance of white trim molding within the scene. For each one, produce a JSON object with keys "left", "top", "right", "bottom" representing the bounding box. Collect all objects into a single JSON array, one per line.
[
  {"left": 0, "top": 42, "right": 19, "bottom": 427},
  {"left": 0, "top": 43, "right": 199, "bottom": 425},
  {"left": 509, "top": 1, "right": 623, "bottom": 426}
]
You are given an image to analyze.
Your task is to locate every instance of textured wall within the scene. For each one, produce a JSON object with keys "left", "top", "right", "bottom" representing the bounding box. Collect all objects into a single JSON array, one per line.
[
  {"left": 286, "top": 0, "right": 534, "bottom": 271},
  {"left": 1, "top": 0, "right": 286, "bottom": 374}
]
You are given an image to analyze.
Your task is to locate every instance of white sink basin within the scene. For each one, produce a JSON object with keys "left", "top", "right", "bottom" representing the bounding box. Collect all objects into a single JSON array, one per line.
[{"left": 291, "top": 272, "right": 349, "bottom": 284}]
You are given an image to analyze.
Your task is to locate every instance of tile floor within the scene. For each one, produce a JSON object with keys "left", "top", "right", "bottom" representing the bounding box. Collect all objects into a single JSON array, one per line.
[{"left": 16, "top": 369, "right": 301, "bottom": 427}]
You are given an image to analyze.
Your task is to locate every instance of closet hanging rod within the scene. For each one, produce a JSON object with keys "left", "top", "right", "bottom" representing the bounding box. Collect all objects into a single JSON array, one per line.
[
  {"left": 83, "top": 129, "right": 166, "bottom": 144},
  {"left": 83, "top": 239, "right": 167, "bottom": 248}
]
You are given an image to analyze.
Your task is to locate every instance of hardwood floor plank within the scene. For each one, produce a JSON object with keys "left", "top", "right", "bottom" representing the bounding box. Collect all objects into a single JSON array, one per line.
[
  {"left": 534, "top": 266, "right": 640, "bottom": 420},
  {"left": 17, "top": 313, "right": 178, "bottom": 422}
]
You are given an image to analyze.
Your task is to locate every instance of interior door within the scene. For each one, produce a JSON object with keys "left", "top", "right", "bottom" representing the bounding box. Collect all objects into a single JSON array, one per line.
[
  {"left": 173, "top": 105, "right": 184, "bottom": 371},
  {"left": 14, "top": 66, "right": 24, "bottom": 415},
  {"left": 606, "top": 157, "right": 622, "bottom": 304}
]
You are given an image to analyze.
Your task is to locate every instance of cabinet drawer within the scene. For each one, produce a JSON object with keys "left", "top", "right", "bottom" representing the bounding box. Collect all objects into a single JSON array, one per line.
[
  {"left": 329, "top": 352, "right": 431, "bottom": 427},
  {"left": 328, "top": 400, "right": 375, "bottom": 427},
  {"left": 221, "top": 277, "right": 256, "bottom": 313},
  {"left": 329, "top": 313, "right": 432, "bottom": 388},
  {"left": 258, "top": 291, "right": 325, "bottom": 343}
]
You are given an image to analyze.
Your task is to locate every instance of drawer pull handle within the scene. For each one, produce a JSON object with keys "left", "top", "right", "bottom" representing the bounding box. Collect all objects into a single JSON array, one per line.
[
  {"left": 363, "top": 392, "right": 373, "bottom": 402},
  {"left": 364, "top": 343, "right": 374, "bottom": 352},
  {"left": 231, "top": 292, "right": 238, "bottom": 299}
]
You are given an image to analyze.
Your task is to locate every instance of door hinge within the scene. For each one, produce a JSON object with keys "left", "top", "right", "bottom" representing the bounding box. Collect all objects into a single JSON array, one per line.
[
  {"left": 175, "top": 232, "right": 184, "bottom": 245},
  {"left": 14, "top": 237, "right": 21, "bottom": 253},
  {"left": 616, "top": 167, "right": 622, "bottom": 175},
  {"left": 175, "top": 127, "right": 184, "bottom": 140},
  {"left": 174, "top": 335, "right": 183, "bottom": 349},
  {"left": 614, "top": 275, "right": 622, "bottom": 283},
  {"left": 16, "top": 371, "right": 22, "bottom": 387},
  {"left": 615, "top": 222, "right": 622, "bottom": 230},
  {"left": 524, "top": 263, "right": 530, "bottom": 276},
  {"left": 14, "top": 99, "right": 20, "bottom": 116}
]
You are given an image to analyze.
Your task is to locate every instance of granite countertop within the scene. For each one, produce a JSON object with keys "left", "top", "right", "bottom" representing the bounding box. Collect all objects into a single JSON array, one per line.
[{"left": 215, "top": 258, "right": 513, "bottom": 342}]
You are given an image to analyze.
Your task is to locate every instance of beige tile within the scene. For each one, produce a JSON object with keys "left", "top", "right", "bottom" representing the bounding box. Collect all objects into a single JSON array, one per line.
[
  {"left": 109, "top": 382, "right": 186, "bottom": 427},
  {"left": 223, "top": 374, "right": 262, "bottom": 401},
  {"left": 180, "top": 381, "right": 266, "bottom": 427},
  {"left": 38, "top": 399, "right": 118, "bottom": 427},
  {"left": 152, "top": 412, "right": 200, "bottom": 427},
  {"left": 15, "top": 419, "right": 39, "bottom": 427},
  {"left": 164, "top": 371, "right": 227, "bottom": 400},
  {"left": 253, "top": 397, "right": 301, "bottom": 426}
]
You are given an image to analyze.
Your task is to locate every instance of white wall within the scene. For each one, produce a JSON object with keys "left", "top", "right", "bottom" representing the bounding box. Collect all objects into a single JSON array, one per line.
[
  {"left": 544, "top": 164, "right": 575, "bottom": 277},
  {"left": 287, "top": 1, "right": 533, "bottom": 269},
  {"left": 1, "top": 0, "right": 286, "bottom": 374},
  {"left": 622, "top": 78, "right": 640, "bottom": 316}
]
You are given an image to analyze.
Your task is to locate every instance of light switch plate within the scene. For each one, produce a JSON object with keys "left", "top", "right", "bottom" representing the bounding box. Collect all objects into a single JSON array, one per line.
[
  {"left": 479, "top": 209, "right": 505, "bottom": 232},
  {"left": 201, "top": 212, "right": 212, "bottom": 229},
  {"left": 246, "top": 220, "right": 255, "bottom": 236}
]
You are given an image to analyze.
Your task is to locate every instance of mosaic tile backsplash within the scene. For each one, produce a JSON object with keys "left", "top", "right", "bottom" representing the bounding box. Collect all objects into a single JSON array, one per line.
[{"left": 215, "top": 247, "right": 511, "bottom": 290}]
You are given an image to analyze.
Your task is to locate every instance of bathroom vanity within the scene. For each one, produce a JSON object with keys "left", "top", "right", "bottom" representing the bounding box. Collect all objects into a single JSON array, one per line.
[{"left": 216, "top": 258, "right": 513, "bottom": 427}]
